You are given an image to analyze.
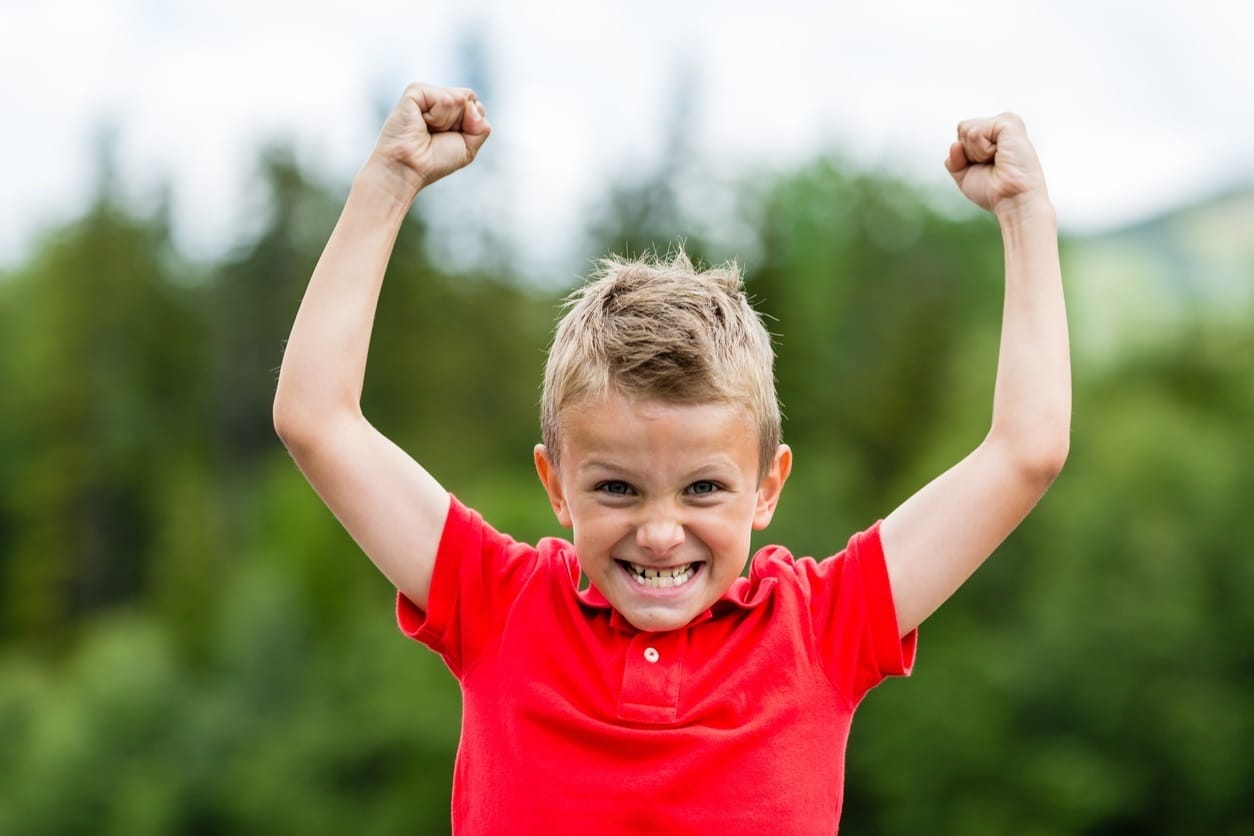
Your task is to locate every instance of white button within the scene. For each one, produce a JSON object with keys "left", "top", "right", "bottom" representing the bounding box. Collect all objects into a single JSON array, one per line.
[{"left": 643, "top": 647, "right": 660, "bottom": 663}]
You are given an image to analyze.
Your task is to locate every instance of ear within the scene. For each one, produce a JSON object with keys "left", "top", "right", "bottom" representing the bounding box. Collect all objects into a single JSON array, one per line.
[
  {"left": 752, "top": 444, "right": 792, "bottom": 531},
  {"left": 534, "top": 444, "right": 573, "bottom": 528}
]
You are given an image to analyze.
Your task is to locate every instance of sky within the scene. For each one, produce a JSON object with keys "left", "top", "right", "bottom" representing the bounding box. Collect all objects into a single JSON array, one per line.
[{"left": 2, "top": 0, "right": 1252, "bottom": 276}]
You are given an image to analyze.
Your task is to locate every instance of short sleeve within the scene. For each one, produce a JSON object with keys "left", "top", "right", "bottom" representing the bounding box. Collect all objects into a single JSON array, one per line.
[
  {"left": 396, "top": 495, "right": 540, "bottom": 678},
  {"left": 802, "top": 521, "right": 917, "bottom": 704}
]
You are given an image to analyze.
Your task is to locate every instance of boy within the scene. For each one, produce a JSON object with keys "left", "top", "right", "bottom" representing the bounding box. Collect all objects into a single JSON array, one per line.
[{"left": 273, "top": 84, "right": 1070, "bottom": 834}]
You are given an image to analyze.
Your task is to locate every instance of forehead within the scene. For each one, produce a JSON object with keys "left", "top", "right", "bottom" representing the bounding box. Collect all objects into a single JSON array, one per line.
[{"left": 560, "top": 392, "right": 758, "bottom": 473}]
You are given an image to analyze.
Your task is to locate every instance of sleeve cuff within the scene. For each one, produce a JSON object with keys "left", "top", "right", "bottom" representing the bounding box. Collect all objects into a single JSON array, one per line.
[
  {"left": 396, "top": 494, "right": 474, "bottom": 671},
  {"left": 857, "top": 521, "right": 917, "bottom": 678}
]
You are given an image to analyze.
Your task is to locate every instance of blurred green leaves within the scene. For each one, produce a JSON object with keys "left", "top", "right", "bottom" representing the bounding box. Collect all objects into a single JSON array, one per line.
[{"left": 1, "top": 142, "right": 1251, "bottom": 834}]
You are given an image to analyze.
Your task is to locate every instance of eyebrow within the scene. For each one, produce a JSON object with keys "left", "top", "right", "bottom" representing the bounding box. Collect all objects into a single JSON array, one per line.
[
  {"left": 581, "top": 460, "right": 627, "bottom": 472},
  {"left": 577, "top": 459, "right": 741, "bottom": 480},
  {"left": 578, "top": 460, "right": 643, "bottom": 477}
]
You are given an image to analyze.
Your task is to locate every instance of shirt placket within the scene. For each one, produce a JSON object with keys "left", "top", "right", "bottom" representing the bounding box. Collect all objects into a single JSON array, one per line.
[{"left": 617, "top": 629, "right": 688, "bottom": 724}]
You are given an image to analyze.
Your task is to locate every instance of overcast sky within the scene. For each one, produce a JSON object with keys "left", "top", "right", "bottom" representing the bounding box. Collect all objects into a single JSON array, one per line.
[{"left": 3, "top": 0, "right": 1252, "bottom": 275}]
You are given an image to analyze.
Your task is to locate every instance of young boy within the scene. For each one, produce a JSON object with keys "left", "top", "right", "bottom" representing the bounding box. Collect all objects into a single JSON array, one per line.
[{"left": 273, "top": 84, "right": 1070, "bottom": 834}]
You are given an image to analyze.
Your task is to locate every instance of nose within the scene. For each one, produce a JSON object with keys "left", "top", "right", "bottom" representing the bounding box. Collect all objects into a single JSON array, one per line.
[{"left": 636, "top": 505, "right": 685, "bottom": 556}]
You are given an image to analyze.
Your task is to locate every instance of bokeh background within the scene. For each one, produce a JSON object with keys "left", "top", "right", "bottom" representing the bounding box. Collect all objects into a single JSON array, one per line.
[{"left": 2, "top": 1, "right": 1252, "bottom": 833}]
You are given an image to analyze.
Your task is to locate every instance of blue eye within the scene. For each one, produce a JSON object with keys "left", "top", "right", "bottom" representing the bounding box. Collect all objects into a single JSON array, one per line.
[
  {"left": 687, "top": 480, "right": 720, "bottom": 495},
  {"left": 597, "top": 481, "right": 634, "bottom": 496}
]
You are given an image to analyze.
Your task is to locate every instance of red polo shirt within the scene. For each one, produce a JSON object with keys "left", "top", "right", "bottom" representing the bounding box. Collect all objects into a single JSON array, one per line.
[{"left": 398, "top": 496, "right": 916, "bottom": 835}]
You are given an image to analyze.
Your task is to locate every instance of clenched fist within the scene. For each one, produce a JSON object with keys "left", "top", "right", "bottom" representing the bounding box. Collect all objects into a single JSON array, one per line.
[
  {"left": 369, "top": 83, "right": 491, "bottom": 196},
  {"left": 945, "top": 114, "right": 1049, "bottom": 221}
]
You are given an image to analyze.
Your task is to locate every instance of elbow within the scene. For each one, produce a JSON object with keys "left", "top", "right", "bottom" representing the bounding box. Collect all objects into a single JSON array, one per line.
[
  {"left": 272, "top": 398, "right": 303, "bottom": 450},
  {"left": 272, "top": 390, "right": 362, "bottom": 456},
  {"left": 1023, "top": 439, "right": 1068, "bottom": 486},
  {"left": 986, "top": 429, "right": 1070, "bottom": 488},
  {"left": 272, "top": 392, "right": 319, "bottom": 453}
]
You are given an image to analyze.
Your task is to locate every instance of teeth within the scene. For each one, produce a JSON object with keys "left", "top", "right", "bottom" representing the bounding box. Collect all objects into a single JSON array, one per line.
[{"left": 626, "top": 562, "right": 697, "bottom": 588}]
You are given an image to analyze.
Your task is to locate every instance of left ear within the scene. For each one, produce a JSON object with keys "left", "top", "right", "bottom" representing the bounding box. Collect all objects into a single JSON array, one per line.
[{"left": 752, "top": 444, "right": 792, "bottom": 530}]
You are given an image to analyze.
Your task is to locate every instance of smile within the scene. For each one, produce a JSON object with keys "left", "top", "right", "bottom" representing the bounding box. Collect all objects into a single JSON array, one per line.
[{"left": 618, "top": 560, "right": 700, "bottom": 588}]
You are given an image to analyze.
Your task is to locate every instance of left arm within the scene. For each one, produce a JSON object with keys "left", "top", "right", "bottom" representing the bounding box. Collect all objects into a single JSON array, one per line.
[{"left": 881, "top": 113, "right": 1071, "bottom": 636}]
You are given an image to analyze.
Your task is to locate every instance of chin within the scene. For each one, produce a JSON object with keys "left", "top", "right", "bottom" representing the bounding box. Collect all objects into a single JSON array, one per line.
[{"left": 620, "top": 604, "right": 699, "bottom": 633}]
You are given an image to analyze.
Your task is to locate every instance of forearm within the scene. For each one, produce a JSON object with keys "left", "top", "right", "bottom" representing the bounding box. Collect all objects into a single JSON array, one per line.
[
  {"left": 273, "top": 159, "right": 420, "bottom": 439},
  {"left": 986, "top": 197, "right": 1071, "bottom": 477}
]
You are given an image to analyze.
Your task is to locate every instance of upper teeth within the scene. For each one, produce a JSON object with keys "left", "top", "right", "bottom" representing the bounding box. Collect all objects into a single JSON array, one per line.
[
  {"left": 632, "top": 562, "right": 691, "bottom": 578},
  {"left": 626, "top": 562, "right": 697, "bottom": 587}
]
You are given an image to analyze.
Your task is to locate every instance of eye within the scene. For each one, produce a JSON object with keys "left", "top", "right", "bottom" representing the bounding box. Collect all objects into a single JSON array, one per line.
[
  {"left": 686, "top": 480, "right": 721, "bottom": 496},
  {"left": 595, "top": 480, "right": 635, "bottom": 497}
]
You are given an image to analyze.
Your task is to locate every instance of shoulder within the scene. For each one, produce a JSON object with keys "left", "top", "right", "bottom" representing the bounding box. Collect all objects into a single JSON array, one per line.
[
  {"left": 734, "top": 523, "right": 886, "bottom": 601},
  {"left": 439, "top": 496, "right": 580, "bottom": 589},
  {"left": 713, "top": 543, "right": 806, "bottom": 609}
]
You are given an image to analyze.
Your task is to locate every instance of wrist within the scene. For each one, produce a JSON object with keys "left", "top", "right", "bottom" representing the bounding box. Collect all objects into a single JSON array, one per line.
[
  {"left": 994, "top": 193, "right": 1056, "bottom": 232},
  {"left": 355, "top": 154, "right": 425, "bottom": 208}
]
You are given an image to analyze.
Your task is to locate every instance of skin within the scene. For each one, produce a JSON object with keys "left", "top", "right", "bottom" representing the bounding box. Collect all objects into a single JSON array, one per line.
[
  {"left": 272, "top": 84, "right": 490, "bottom": 610},
  {"left": 881, "top": 114, "right": 1070, "bottom": 635},
  {"left": 275, "top": 88, "right": 1069, "bottom": 639},
  {"left": 533, "top": 392, "right": 791, "bottom": 633}
]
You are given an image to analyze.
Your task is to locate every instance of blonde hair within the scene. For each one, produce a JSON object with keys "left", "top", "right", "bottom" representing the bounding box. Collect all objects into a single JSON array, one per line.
[{"left": 541, "top": 247, "right": 780, "bottom": 478}]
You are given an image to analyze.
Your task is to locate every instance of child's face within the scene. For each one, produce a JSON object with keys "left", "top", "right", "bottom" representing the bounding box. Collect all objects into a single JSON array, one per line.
[{"left": 534, "top": 390, "right": 791, "bottom": 633}]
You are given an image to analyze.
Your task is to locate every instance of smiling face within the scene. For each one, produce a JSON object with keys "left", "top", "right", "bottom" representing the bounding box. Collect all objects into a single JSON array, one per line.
[{"left": 534, "top": 390, "right": 791, "bottom": 633}]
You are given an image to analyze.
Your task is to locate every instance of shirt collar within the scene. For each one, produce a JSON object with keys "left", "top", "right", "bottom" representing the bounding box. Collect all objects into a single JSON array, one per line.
[{"left": 571, "top": 558, "right": 774, "bottom": 633}]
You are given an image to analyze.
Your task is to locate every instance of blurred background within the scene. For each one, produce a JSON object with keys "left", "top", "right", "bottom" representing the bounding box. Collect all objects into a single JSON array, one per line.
[{"left": 1, "top": 1, "right": 1251, "bottom": 833}]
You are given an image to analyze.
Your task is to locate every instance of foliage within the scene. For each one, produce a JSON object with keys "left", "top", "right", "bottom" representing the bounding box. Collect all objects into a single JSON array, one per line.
[{"left": 0, "top": 141, "right": 1250, "bottom": 834}]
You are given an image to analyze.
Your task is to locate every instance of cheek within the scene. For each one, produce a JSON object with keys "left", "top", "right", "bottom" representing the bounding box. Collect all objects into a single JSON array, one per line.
[
  {"left": 571, "top": 510, "right": 629, "bottom": 550},
  {"left": 694, "top": 510, "right": 753, "bottom": 552}
]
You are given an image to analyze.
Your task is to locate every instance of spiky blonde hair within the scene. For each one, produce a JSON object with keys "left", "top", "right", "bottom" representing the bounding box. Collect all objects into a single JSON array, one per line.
[{"left": 541, "top": 247, "right": 780, "bottom": 478}]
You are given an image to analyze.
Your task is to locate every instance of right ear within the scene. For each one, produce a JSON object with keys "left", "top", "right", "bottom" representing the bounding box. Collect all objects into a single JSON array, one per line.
[{"left": 534, "top": 444, "right": 572, "bottom": 528}]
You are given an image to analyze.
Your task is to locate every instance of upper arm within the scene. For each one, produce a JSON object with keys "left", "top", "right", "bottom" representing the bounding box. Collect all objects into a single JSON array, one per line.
[
  {"left": 880, "top": 436, "right": 1063, "bottom": 636},
  {"left": 278, "top": 414, "right": 450, "bottom": 610}
]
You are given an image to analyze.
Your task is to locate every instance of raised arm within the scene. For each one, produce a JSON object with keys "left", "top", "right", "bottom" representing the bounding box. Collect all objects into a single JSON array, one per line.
[
  {"left": 272, "top": 83, "right": 490, "bottom": 610},
  {"left": 881, "top": 113, "right": 1070, "bottom": 636}
]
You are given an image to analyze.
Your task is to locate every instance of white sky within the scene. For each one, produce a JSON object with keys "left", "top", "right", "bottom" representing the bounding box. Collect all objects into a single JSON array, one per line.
[{"left": 2, "top": 0, "right": 1252, "bottom": 275}]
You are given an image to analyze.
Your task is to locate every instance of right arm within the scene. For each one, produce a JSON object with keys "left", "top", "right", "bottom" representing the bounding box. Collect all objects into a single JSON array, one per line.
[{"left": 272, "top": 83, "right": 490, "bottom": 610}]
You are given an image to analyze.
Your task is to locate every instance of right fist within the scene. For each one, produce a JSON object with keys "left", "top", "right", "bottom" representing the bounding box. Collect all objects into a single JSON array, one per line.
[{"left": 372, "top": 83, "right": 490, "bottom": 191}]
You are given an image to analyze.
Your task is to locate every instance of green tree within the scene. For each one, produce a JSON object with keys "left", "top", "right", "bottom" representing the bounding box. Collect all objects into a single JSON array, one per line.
[
  {"left": 2, "top": 135, "right": 1250, "bottom": 836},
  {"left": 0, "top": 184, "right": 204, "bottom": 645},
  {"left": 748, "top": 161, "right": 1004, "bottom": 550}
]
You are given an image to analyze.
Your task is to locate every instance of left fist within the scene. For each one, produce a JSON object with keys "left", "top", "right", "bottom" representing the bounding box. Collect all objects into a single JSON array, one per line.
[{"left": 945, "top": 113, "right": 1049, "bottom": 218}]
